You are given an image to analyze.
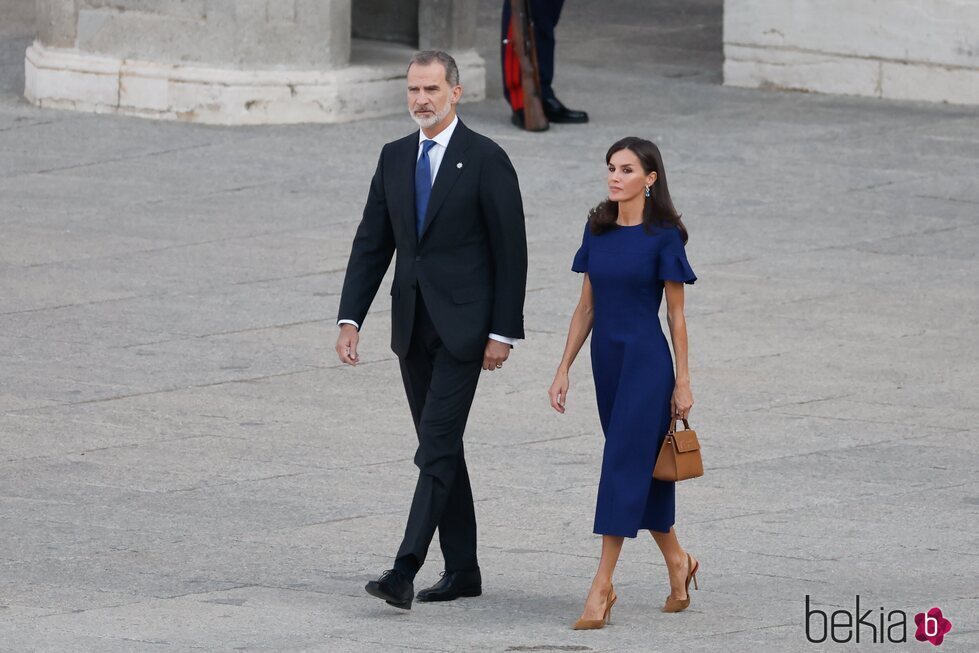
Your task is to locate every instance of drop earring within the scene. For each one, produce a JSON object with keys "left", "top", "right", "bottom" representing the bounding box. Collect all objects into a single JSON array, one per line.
[{"left": 644, "top": 185, "right": 651, "bottom": 198}]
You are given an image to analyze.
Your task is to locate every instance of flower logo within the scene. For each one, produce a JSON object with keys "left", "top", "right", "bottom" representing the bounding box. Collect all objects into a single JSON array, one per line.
[{"left": 914, "top": 607, "right": 952, "bottom": 646}]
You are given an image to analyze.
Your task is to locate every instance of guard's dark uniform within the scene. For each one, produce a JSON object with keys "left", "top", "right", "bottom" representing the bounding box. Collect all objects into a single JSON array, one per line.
[
  {"left": 501, "top": 0, "right": 565, "bottom": 110},
  {"left": 501, "top": 0, "right": 588, "bottom": 125}
]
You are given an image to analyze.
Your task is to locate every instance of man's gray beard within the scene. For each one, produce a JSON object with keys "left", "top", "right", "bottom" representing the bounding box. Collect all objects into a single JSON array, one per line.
[{"left": 410, "top": 102, "right": 451, "bottom": 129}]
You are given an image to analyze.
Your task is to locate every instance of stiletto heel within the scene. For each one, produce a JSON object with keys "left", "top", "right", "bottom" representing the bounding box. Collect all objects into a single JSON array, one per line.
[
  {"left": 605, "top": 591, "right": 617, "bottom": 624},
  {"left": 687, "top": 553, "right": 700, "bottom": 593},
  {"left": 573, "top": 586, "right": 616, "bottom": 630}
]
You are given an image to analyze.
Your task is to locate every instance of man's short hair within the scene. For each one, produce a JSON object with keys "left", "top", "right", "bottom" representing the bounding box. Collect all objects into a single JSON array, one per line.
[{"left": 407, "top": 50, "right": 460, "bottom": 87}]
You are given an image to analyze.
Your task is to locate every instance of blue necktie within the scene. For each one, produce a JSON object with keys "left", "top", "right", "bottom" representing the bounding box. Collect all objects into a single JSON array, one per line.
[{"left": 415, "top": 140, "right": 437, "bottom": 237}]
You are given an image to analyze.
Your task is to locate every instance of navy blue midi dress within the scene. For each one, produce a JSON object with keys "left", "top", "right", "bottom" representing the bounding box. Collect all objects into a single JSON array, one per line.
[{"left": 572, "top": 221, "right": 696, "bottom": 537}]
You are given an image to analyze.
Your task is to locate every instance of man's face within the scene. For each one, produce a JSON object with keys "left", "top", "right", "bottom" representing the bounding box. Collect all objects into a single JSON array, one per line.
[{"left": 407, "top": 62, "right": 460, "bottom": 129}]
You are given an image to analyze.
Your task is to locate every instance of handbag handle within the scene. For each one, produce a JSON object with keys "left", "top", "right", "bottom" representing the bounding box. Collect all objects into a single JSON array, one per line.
[{"left": 667, "top": 416, "right": 691, "bottom": 434}]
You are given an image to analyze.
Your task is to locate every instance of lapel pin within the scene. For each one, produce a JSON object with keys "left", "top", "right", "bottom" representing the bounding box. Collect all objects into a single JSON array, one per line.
[{"left": 456, "top": 162, "right": 463, "bottom": 169}]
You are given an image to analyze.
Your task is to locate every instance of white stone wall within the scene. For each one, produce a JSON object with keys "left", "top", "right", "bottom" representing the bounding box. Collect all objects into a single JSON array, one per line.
[
  {"left": 24, "top": 42, "right": 486, "bottom": 125},
  {"left": 24, "top": 0, "right": 486, "bottom": 124},
  {"left": 724, "top": 0, "right": 979, "bottom": 105},
  {"left": 42, "top": 0, "right": 351, "bottom": 69}
]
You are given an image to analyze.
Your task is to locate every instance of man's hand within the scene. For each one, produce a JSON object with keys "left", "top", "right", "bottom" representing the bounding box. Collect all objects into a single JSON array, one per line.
[
  {"left": 336, "top": 324, "right": 360, "bottom": 366},
  {"left": 482, "top": 338, "right": 510, "bottom": 371}
]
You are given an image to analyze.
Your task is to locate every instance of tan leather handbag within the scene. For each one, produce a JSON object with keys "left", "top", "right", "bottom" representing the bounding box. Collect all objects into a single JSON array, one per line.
[{"left": 652, "top": 417, "right": 704, "bottom": 482}]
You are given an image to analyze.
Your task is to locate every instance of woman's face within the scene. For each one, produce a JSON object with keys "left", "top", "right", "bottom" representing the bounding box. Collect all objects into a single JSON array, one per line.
[{"left": 607, "top": 148, "right": 656, "bottom": 203}]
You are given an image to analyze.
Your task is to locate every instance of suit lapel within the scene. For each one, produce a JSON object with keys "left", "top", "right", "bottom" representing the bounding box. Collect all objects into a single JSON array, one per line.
[{"left": 419, "top": 121, "right": 472, "bottom": 242}]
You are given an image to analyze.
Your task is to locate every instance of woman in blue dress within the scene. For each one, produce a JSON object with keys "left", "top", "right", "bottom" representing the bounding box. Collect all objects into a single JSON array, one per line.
[{"left": 548, "top": 137, "right": 700, "bottom": 629}]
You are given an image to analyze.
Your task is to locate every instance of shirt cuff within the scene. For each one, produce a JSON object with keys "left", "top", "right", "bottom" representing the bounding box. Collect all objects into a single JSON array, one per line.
[
  {"left": 338, "top": 319, "right": 360, "bottom": 330},
  {"left": 489, "top": 333, "right": 518, "bottom": 346}
]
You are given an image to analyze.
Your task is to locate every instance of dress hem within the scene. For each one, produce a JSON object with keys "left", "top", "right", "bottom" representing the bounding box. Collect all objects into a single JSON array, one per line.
[{"left": 593, "top": 523, "right": 675, "bottom": 538}]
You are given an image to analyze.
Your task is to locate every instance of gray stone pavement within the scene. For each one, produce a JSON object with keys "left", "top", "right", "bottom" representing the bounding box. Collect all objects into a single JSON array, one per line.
[{"left": 1, "top": 1, "right": 978, "bottom": 651}]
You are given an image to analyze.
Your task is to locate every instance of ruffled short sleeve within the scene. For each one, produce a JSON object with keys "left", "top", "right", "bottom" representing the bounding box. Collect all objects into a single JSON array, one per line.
[
  {"left": 657, "top": 227, "right": 696, "bottom": 284},
  {"left": 571, "top": 222, "right": 589, "bottom": 273}
]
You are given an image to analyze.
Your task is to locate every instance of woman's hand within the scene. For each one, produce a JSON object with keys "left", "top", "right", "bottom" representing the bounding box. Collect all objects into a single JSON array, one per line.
[
  {"left": 671, "top": 381, "right": 694, "bottom": 420},
  {"left": 548, "top": 370, "right": 570, "bottom": 414}
]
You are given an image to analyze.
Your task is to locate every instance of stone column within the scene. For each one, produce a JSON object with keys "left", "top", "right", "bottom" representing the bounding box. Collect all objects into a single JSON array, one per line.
[
  {"left": 25, "top": 0, "right": 485, "bottom": 124},
  {"left": 724, "top": 0, "right": 979, "bottom": 106},
  {"left": 419, "top": 0, "right": 484, "bottom": 104}
]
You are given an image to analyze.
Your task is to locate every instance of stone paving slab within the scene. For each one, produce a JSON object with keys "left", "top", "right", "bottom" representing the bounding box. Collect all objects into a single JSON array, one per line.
[{"left": 1, "top": 0, "right": 978, "bottom": 651}]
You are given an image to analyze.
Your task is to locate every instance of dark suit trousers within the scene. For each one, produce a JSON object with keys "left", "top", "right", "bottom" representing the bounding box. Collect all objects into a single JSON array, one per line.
[{"left": 393, "top": 291, "right": 483, "bottom": 579}]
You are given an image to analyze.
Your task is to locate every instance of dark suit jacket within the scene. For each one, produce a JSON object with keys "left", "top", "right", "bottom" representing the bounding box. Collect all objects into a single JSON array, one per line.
[{"left": 337, "top": 119, "right": 528, "bottom": 361}]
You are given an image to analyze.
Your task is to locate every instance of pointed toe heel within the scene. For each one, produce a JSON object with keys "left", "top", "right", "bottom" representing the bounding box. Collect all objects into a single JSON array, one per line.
[{"left": 572, "top": 587, "right": 616, "bottom": 630}]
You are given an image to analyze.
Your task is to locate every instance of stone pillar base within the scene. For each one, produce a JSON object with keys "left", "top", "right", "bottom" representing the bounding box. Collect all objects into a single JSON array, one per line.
[
  {"left": 724, "top": 45, "right": 979, "bottom": 106},
  {"left": 723, "top": 0, "right": 979, "bottom": 107},
  {"left": 24, "top": 40, "right": 486, "bottom": 125}
]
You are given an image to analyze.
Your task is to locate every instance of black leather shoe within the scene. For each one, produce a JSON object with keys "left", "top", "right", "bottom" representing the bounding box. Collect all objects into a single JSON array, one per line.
[
  {"left": 365, "top": 569, "right": 414, "bottom": 610},
  {"left": 543, "top": 97, "right": 589, "bottom": 124},
  {"left": 416, "top": 568, "right": 482, "bottom": 602}
]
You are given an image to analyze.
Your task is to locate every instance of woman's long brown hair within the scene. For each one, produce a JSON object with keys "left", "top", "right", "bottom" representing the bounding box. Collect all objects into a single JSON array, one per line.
[{"left": 587, "top": 137, "right": 688, "bottom": 243}]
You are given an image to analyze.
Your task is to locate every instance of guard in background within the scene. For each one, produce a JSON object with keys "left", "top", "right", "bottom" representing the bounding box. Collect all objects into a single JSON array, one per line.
[{"left": 502, "top": 0, "right": 589, "bottom": 130}]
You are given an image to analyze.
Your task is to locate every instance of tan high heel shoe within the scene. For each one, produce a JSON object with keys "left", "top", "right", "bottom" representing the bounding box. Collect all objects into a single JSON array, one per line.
[
  {"left": 662, "top": 552, "right": 699, "bottom": 613},
  {"left": 572, "top": 585, "right": 617, "bottom": 630}
]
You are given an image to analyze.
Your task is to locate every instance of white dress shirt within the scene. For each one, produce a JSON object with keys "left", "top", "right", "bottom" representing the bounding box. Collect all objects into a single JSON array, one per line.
[
  {"left": 418, "top": 113, "right": 458, "bottom": 183},
  {"left": 339, "top": 115, "right": 517, "bottom": 347}
]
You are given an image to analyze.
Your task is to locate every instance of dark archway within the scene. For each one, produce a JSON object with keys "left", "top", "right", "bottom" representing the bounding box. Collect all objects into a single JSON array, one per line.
[
  {"left": 352, "top": 0, "right": 421, "bottom": 47},
  {"left": 0, "top": 0, "right": 34, "bottom": 96}
]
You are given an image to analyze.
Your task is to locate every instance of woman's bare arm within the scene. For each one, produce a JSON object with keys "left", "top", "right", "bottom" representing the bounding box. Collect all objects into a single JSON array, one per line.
[
  {"left": 549, "top": 274, "right": 595, "bottom": 413},
  {"left": 664, "top": 281, "right": 694, "bottom": 418}
]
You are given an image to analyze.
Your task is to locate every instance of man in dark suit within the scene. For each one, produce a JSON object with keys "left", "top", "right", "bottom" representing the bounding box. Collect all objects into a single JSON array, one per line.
[{"left": 335, "top": 50, "right": 527, "bottom": 610}]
